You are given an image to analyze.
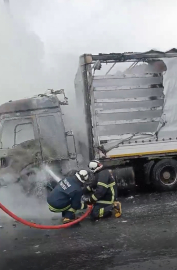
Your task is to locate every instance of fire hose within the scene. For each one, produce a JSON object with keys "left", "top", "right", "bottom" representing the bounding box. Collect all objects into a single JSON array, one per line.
[{"left": 0, "top": 202, "right": 93, "bottom": 229}]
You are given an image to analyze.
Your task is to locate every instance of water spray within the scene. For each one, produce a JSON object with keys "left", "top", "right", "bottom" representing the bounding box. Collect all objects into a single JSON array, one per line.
[{"left": 44, "top": 164, "right": 61, "bottom": 182}]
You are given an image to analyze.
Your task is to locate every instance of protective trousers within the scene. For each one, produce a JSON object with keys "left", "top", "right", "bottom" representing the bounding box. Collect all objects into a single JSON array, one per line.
[
  {"left": 62, "top": 208, "right": 76, "bottom": 219},
  {"left": 48, "top": 204, "right": 76, "bottom": 220},
  {"left": 90, "top": 203, "right": 114, "bottom": 219}
]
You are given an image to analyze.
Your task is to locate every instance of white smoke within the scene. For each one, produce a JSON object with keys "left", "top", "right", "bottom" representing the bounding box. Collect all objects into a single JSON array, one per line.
[
  {"left": 0, "top": 3, "right": 47, "bottom": 104},
  {"left": 2, "top": 0, "right": 177, "bottom": 104},
  {"left": 0, "top": 166, "right": 59, "bottom": 220}
]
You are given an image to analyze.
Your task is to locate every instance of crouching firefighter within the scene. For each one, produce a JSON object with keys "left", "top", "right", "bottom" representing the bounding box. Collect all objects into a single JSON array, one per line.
[
  {"left": 47, "top": 170, "right": 89, "bottom": 224},
  {"left": 82, "top": 160, "right": 121, "bottom": 220}
]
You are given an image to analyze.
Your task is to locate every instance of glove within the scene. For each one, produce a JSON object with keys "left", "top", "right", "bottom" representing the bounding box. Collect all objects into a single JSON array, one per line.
[
  {"left": 81, "top": 195, "right": 93, "bottom": 205},
  {"left": 81, "top": 195, "right": 90, "bottom": 203}
]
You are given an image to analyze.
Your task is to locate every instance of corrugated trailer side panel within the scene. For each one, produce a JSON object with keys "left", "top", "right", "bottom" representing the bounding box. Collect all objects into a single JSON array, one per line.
[{"left": 90, "top": 73, "right": 163, "bottom": 147}]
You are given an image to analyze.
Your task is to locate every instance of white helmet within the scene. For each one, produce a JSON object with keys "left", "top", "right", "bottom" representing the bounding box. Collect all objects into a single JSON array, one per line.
[
  {"left": 75, "top": 170, "right": 89, "bottom": 183},
  {"left": 88, "top": 160, "right": 103, "bottom": 173}
]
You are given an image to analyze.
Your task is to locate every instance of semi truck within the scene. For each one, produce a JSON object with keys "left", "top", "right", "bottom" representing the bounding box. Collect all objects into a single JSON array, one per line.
[{"left": 1, "top": 48, "right": 177, "bottom": 194}]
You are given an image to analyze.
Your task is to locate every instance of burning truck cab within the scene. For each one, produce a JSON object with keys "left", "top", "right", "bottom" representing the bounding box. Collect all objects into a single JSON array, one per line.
[{"left": 0, "top": 90, "right": 78, "bottom": 194}]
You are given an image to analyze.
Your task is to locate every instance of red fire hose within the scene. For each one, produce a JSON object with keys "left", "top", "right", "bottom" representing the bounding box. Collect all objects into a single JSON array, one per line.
[{"left": 0, "top": 202, "right": 93, "bottom": 229}]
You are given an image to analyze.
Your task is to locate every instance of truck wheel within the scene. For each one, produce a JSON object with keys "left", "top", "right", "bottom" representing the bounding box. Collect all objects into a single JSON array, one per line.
[{"left": 152, "top": 159, "right": 177, "bottom": 191}]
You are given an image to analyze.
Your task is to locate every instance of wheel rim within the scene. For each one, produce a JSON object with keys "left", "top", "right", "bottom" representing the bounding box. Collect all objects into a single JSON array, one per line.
[{"left": 159, "top": 166, "right": 177, "bottom": 186}]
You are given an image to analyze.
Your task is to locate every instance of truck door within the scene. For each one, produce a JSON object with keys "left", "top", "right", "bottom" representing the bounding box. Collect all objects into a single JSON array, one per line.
[
  {"left": 0, "top": 116, "right": 42, "bottom": 170},
  {"left": 36, "top": 113, "right": 69, "bottom": 161}
]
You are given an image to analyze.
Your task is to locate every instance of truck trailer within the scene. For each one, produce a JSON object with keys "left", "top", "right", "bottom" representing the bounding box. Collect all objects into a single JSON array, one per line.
[{"left": 74, "top": 49, "right": 177, "bottom": 192}]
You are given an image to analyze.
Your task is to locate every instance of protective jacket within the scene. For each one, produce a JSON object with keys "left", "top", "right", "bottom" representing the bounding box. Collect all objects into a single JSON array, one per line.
[
  {"left": 83, "top": 169, "right": 117, "bottom": 204},
  {"left": 47, "top": 175, "right": 86, "bottom": 211}
]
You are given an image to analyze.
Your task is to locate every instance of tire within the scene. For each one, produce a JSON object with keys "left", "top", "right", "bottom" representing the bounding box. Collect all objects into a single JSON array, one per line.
[{"left": 152, "top": 159, "right": 177, "bottom": 192}]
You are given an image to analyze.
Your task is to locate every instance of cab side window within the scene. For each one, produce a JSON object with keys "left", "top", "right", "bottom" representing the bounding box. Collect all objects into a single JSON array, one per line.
[
  {"left": 0, "top": 119, "right": 34, "bottom": 149},
  {"left": 15, "top": 123, "right": 34, "bottom": 145}
]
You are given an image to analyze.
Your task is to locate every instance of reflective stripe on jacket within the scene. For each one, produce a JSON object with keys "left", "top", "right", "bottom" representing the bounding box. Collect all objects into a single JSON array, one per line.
[
  {"left": 84, "top": 169, "right": 117, "bottom": 204},
  {"left": 47, "top": 175, "right": 85, "bottom": 210}
]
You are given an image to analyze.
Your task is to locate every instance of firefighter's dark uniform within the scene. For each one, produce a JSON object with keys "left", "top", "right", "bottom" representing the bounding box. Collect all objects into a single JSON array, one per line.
[
  {"left": 83, "top": 169, "right": 117, "bottom": 219},
  {"left": 47, "top": 175, "right": 86, "bottom": 220}
]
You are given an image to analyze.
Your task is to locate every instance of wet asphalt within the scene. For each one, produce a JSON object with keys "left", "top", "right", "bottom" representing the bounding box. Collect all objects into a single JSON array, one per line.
[{"left": 1, "top": 191, "right": 177, "bottom": 270}]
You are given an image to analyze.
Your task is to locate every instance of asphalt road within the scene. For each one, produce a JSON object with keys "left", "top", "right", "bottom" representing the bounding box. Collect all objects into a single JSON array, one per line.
[{"left": 1, "top": 191, "right": 177, "bottom": 270}]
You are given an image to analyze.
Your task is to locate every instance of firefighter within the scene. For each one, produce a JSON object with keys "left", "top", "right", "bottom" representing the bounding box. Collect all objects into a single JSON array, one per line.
[
  {"left": 82, "top": 160, "right": 120, "bottom": 220},
  {"left": 47, "top": 170, "right": 89, "bottom": 224}
]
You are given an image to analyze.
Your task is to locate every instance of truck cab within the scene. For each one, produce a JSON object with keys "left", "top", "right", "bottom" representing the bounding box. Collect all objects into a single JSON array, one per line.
[{"left": 0, "top": 90, "right": 76, "bottom": 185}]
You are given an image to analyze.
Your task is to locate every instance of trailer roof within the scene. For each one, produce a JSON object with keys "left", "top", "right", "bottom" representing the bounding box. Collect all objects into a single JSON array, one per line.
[{"left": 90, "top": 48, "right": 177, "bottom": 63}]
